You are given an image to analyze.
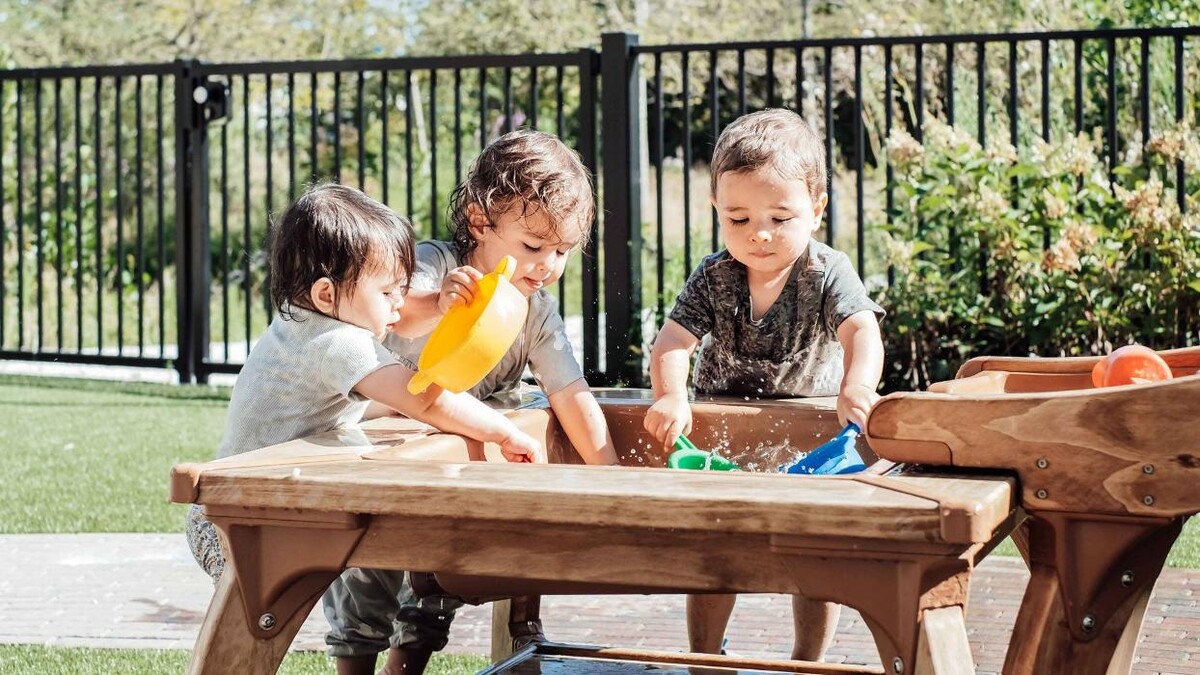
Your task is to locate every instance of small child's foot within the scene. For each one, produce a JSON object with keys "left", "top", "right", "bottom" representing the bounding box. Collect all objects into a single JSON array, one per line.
[
  {"left": 378, "top": 646, "right": 433, "bottom": 675},
  {"left": 509, "top": 619, "right": 546, "bottom": 650}
]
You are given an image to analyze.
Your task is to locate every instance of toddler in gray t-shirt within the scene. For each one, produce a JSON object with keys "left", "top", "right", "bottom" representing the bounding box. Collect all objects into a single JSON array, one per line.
[
  {"left": 185, "top": 184, "right": 542, "bottom": 584},
  {"left": 644, "top": 109, "right": 886, "bottom": 665}
]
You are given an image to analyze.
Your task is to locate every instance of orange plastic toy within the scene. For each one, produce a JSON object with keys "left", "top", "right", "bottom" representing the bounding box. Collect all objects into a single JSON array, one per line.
[{"left": 1091, "top": 344, "right": 1174, "bottom": 387}]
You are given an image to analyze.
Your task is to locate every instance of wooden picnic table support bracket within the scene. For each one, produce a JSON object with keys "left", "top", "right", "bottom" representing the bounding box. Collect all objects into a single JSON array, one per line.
[
  {"left": 208, "top": 507, "right": 369, "bottom": 640},
  {"left": 774, "top": 548, "right": 975, "bottom": 675},
  {"left": 1002, "top": 511, "right": 1184, "bottom": 675}
]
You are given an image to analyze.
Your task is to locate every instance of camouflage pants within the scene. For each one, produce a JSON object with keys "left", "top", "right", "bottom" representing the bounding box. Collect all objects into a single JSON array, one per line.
[
  {"left": 185, "top": 504, "right": 225, "bottom": 583},
  {"left": 322, "top": 568, "right": 464, "bottom": 657}
]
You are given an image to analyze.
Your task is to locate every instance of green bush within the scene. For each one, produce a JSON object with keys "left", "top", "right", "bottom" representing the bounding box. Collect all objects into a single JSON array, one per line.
[{"left": 876, "top": 119, "right": 1200, "bottom": 390}]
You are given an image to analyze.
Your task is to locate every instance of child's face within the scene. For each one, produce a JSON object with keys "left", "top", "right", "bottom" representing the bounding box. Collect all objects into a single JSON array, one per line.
[
  {"left": 333, "top": 265, "right": 407, "bottom": 341},
  {"left": 712, "top": 168, "right": 828, "bottom": 277},
  {"left": 466, "top": 202, "right": 584, "bottom": 298}
]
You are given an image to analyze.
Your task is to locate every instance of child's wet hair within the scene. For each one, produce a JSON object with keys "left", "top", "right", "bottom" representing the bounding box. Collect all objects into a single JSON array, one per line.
[
  {"left": 449, "top": 129, "right": 594, "bottom": 256},
  {"left": 270, "top": 183, "right": 415, "bottom": 319},
  {"left": 710, "top": 108, "right": 827, "bottom": 203}
]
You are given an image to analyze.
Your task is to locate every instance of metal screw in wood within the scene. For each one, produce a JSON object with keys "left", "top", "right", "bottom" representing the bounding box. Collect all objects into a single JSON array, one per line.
[
  {"left": 1121, "top": 570, "right": 1135, "bottom": 587},
  {"left": 1081, "top": 614, "right": 1097, "bottom": 632},
  {"left": 1143, "top": 495, "right": 1155, "bottom": 506},
  {"left": 1143, "top": 464, "right": 1154, "bottom": 474},
  {"left": 1036, "top": 488, "right": 1048, "bottom": 499},
  {"left": 1036, "top": 457, "right": 1048, "bottom": 469},
  {"left": 258, "top": 613, "right": 277, "bottom": 631},
  {"left": 892, "top": 656, "right": 904, "bottom": 673}
]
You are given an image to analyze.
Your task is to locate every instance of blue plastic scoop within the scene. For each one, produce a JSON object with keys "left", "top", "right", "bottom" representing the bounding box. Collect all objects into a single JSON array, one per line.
[{"left": 779, "top": 423, "right": 866, "bottom": 475}]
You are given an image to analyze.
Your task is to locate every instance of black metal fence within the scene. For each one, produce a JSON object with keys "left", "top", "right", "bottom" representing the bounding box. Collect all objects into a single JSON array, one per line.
[{"left": 1, "top": 27, "right": 1197, "bottom": 385}]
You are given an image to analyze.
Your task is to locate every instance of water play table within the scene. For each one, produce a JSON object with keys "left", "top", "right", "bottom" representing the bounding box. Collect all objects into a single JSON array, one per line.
[{"left": 171, "top": 391, "right": 1017, "bottom": 675}]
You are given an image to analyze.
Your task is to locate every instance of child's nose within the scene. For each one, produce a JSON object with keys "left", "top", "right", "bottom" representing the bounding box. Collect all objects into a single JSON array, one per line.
[{"left": 751, "top": 228, "right": 772, "bottom": 243}]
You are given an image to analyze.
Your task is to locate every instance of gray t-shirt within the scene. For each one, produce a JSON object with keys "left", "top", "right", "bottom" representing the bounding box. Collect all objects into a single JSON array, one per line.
[
  {"left": 217, "top": 306, "right": 397, "bottom": 459},
  {"left": 385, "top": 241, "right": 585, "bottom": 406},
  {"left": 668, "top": 240, "right": 884, "bottom": 397}
]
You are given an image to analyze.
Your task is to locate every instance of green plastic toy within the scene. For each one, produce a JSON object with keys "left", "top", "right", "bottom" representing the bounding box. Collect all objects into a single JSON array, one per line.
[{"left": 665, "top": 434, "right": 741, "bottom": 471}]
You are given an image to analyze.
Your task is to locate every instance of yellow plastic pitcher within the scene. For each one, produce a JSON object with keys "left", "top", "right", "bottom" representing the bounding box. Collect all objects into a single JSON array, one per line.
[{"left": 407, "top": 255, "right": 529, "bottom": 395}]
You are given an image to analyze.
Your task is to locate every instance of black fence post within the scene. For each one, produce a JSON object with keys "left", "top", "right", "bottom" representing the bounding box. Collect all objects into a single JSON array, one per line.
[
  {"left": 577, "top": 48, "right": 602, "bottom": 383},
  {"left": 173, "top": 60, "right": 213, "bottom": 384},
  {"left": 600, "top": 32, "right": 644, "bottom": 387}
]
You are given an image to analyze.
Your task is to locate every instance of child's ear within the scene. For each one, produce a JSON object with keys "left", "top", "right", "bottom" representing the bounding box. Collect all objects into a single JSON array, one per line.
[
  {"left": 465, "top": 203, "right": 491, "bottom": 240},
  {"left": 812, "top": 192, "right": 829, "bottom": 224},
  {"left": 309, "top": 277, "right": 338, "bottom": 315}
]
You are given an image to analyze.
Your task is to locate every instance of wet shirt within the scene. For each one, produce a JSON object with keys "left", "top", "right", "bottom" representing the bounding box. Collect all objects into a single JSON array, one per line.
[
  {"left": 385, "top": 240, "right": 585, "bottom": 406},
  {"left": 668, "top": 241, "right": 884, "bottom": 397}
]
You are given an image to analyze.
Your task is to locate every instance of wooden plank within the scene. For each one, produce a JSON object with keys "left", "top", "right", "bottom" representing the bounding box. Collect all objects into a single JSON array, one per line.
[
  {"left": 914, "top": 606, "right": 974, "bottom": 675},
  {"left": 193, "top": 459, "right": 999, "bottom": 541}
]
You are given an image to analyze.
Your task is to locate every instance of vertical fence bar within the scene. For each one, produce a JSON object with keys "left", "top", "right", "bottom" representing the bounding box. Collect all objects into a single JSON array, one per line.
[
  {"left": 1106, "top": 37, "right": 1117, "bottom": 183},
  {"left": 174, "top": 60, "right": 212, "bottom": 383},
  {"left": 600, "top": 32, "right": 643, "bottom": 386},
  {"left": 243, "top": 74, "right": 252, "bottom": 354},
  {"left": 854, "top": 45, "right": 864, "bottom": 273},
  {"left": 157, "top": 76, "right": 165, "bottom": 354},
  {"left": 35, "top": 79, "right": 45, "bottom": 350},
  {"left": 16, "top": 81, "right": 26, "bottom": 351},
  {"left": 1074, "top": 39, "right": 1084, "bottom": 133},
  {"left": 404, "top": 70, "right": 414, "bottom": 227},
  {"left": 381, "top": 71, "right": 389, "bottom": 204},
  {"left": 74, "top": 78, "right": 84, "bottom": 351},
  {"left": 93, "top": 78, "right": 101, "bottom": 354},
  {"left": 946, "top": 43, "right": 955, "bottom": 126},
  {"left": 529, "top": 66, "right": 539, "bottom": 129},
  {"left": 311, "top": 73, "right": 319, "bottom": 182},
  {"left": 577, "top": 48, "right": 600, "bottom": 379},
  {"left": 113, "top": 77, "right": 122, "bottom": 352},
  {"left": 736, "top": 49, "right": 746, "bottom": 115},
  {"left": 136, "top": 76, "right": 145, "bottom": 354},
  {"left": 554, "top": 64, "right": 565, "bottom": 316},
  {"left": 1140, "top": 37, "right": 1151, "bottom": 148},
  {"left": 0, "top": 83, "right": 5, "bottom": 348},
  {"left": 431, "top": 69, "right": 439, "bottom": 239},
  {"left": 823, "top": 45, "right": 834, "bottom": 245},
  {"left": 682, "top": 50, "right": 693, "bottom": 277},
  {"left": 885, "top": 44, "right": 895, "bottom": 287},
  {"left": 1041, "top": 39, "right": 1051, "bottom": 141},
  {"left": 221, "top": 90, "right": 230, "bottom": 361},
  {"left": 709, "top": 49, "right": 719, "bottom": 250},
  {"left": 915, "top": 44, "right": 925, "bottom": 134},
  {"left": 264, "top": 74, "right": 274, "bottom": 320},
  {"left": 479, "top": 67, "right": 487, "bottom": 150},
  {"left": 333, "top": 72, "right": 342, "bottom": 178},
  {"left": 54, "top": 78, "right": 64, "bottom": 351},
  {"left": 356, "top": 71, "right": 365, "bottom": 189},
  {"left": 287, "top": 73, "right": 295, "bottom": 201},
  {"left": 1175, "top": 35, "right": 1186, "bottom": 213},
  {"left": 766, "top": 48, "right": 776, "bottom": 108},
  {"left": 976, "top": 42, "right": 986, "bottom": 144},
  {"left": 653, "top": 53, "right": 665, "bottom": 322},
  {"left": 503, "top": 67, "right": 514, "bottom": 132},
  {"left": 454, "top": 68, "right": 463, "bottom": 185},
  {"left": 1009, "top": 40, "right": 1018, "bottom": 147}
]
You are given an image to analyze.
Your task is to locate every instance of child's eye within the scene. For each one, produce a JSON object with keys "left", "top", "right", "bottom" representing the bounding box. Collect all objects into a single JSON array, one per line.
[
  {"left": 556, "top": 248, "right": 571, "bottom": 256},
  {"left": 728, "top": 218, "right": 749, "bottom": 226},
  {"left": 523, "top": 243, "right": 542, "bottom": 253},
  {"left": 773, "top": 217, "right": 794, "bottom": 224}
]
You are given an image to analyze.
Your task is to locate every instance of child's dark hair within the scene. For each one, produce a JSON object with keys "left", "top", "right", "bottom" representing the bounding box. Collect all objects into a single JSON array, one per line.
[
  {"left": 270, "top": 183, "right": 415, "bottom": 320},
  {"left": 449, "top": 129, "right": 594, "bottom": 257},
  {"left": 710, "top": 108, "right": 827, "bottom": 203}
]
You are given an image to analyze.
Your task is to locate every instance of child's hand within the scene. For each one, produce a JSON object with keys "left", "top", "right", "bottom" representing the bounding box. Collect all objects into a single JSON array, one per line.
[
  {"left": 644, "top": 394, "right": 692, "bottom": 449},
  {"left": 838, "top": 383, "right": 880, "bottom": 430},
  {"left": 438, "top": 266, "right": 484, "bottom": 314},
  {"left": 499, "top": 429, "right": 546, "bottom": 464}
]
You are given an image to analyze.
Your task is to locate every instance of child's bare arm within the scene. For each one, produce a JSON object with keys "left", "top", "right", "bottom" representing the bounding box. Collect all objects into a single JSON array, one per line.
[
  {"left": 644, "top": 320, "right": 702, "bottom": 448},
  {"left": 835, "top": 310, "right": 884, "bottom": 428},
  {"left": 547, "top": 379, "right": 618, "bottom": 465},
  {"left": 391, "top": 266, "right": 484, "bottom": 338},
  {"left": 354, "top": 363, "right": 544, "bottom": 462}
]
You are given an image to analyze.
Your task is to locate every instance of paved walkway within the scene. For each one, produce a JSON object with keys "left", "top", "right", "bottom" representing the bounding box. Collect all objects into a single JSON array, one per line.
[{"left": 1, "top": 534, "right": 1197, "bottom": 673}]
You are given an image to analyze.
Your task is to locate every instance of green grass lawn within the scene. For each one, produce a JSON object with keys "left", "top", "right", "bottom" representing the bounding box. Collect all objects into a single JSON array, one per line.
[{"left": 0, "top": 646, "right": 487, "bottom": 675}]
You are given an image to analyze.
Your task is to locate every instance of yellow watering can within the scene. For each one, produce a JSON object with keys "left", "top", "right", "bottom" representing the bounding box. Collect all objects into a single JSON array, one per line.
[{"left": 407, "top": 255, "right": 529, "bottom": 395}]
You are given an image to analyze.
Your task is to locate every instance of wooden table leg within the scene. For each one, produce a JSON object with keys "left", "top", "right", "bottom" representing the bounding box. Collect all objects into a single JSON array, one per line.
[
  {"left": 187, "top": 570, "right": 320, "bottom": 675},
  {"left": 915, "top": 606, "right": 974, "bottom": 675}
]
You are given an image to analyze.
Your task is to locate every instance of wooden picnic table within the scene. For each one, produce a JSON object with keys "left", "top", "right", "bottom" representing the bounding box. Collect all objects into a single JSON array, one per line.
[{"left": 172, "top": 391, "right": 1017, "bottom": 675}]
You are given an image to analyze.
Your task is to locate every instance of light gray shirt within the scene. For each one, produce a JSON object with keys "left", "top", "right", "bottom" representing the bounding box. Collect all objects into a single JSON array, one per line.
[
  {"left": 386, "top": 241, "right": 585, "bottom": 406},
  {"left": 218, "top": 307, "right": 397, "bottom": 459},
  {"left": 669, "top": 240, "right": 884, "bottom": 397}
]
